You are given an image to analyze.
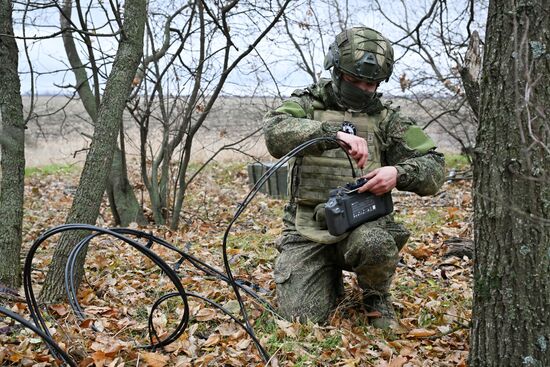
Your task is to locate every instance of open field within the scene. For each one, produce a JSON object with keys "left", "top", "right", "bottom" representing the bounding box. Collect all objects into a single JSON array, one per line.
[{"left": 22, "top": 95, "right": 474, "bottom": 167}]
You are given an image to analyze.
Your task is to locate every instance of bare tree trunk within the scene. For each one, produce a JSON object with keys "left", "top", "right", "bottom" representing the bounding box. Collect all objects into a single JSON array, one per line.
[
  {"left": 0, "top": 0, "right": 25, "bottom": 290},
  {"left": 40, "top": 0, "right": 147, "bottom": 303},
  {"left": 470, "top": 1, "right": 550, "bottom": 366},
  {"left": 60, "top": 0, "right": 145, "bottom": 226},
  {"left": 108, "top": 130, "right": 146, "bottom": 226}
]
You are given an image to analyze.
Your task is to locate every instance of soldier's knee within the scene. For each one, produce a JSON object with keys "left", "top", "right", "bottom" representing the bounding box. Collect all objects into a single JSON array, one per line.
[
  {"left": 385, "top": 221, "right": 410, "bottom": 250},
  {"left": 274, "top": 254, "right": 338, "bottom": 324},
  {"left": 275, "top": 271, "right": 334, "bottom": 323},
  {"left": 345, "top": 227, "right": 398, "bottom": 267}
]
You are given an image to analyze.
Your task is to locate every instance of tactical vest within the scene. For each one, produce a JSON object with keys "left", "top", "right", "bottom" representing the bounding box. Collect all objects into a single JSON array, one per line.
[{"left": 289, "top": 108, "right": 387, "bottom": 206}]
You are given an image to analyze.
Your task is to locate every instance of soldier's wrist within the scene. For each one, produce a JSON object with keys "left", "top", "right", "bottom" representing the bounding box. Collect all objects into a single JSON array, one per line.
[
  {"left": 321, "top": 121, "right": 341, "bottom": 136},
  {"left": 319, "top": 122, "right": 341, "bottom": 149},
  {"left": 394, "top": 165, "right": 408, "bottom": 188}
]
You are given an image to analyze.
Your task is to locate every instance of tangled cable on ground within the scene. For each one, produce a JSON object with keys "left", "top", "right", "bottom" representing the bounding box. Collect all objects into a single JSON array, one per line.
[{"left": 0, "top": 137, "right": 356, "bottom": 365}]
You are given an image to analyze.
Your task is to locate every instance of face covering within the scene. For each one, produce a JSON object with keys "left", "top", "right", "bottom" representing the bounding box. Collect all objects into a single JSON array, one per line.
[{"left": 337, "top": 78, "right": 377, "bottom": 110}]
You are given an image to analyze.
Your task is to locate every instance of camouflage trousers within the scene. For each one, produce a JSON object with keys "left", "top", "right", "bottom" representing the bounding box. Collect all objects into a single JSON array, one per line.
[{"left": 273, "top": 204, "right": 410, "bottom": 323}]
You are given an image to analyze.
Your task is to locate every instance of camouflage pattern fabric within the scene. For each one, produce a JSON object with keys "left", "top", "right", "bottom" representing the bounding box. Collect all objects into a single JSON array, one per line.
[
  {"left": 264, "top": 78, "right": 444, "bottom": 323},
  {"left": 274, "top": 204, "right": 410, "bottom": 323},
  {"left": 264, "top": 79, "right": 445, "bottom": 196}
]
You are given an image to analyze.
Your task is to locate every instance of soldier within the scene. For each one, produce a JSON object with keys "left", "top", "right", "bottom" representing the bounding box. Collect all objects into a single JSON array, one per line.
[{"left": 263, "top": 27, "right": 445, "bottom": 328}]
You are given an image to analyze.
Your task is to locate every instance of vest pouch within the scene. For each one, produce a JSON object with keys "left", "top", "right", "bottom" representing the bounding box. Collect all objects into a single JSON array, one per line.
[
  {"left": 295, "top": 203, "right": 349, "bottom": 245},
  {"left": 313, "top": 203, "right": 328, "bottom": 230},
  {"left": 291, "top": 109, "right": 385, "bottom": 204}
]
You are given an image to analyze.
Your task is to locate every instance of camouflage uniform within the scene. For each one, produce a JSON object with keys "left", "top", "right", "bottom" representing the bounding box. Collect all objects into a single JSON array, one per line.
[{"left": 263, "top": 78, "right": 445, "bottom": 323}]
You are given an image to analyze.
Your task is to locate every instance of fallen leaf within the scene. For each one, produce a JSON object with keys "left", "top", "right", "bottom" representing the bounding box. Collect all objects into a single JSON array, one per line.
[
  {"left": 388, "top": 355, "right": 408, "bottom": 367},
  {"left": 406, "top": 328, "right": 436, "bottom": 338},
  {"left": 365, "top": 310, "right": 382, "bottom": 318},
  {"left": 216, "top": 322, "right": 239, "bottom": 337},
  {"left": 91, "top": 351, "right": 107, "bottom": 367},
  {"left": 313, "top": 326, "right": 324, "bottom": 342},
  {"left": 79, "top": 319, "right": 94, "bottom": 328},
  {"left": 195, "top": 308, "right": 217, "bottom": 322},
  {"left": 174, "top": 355, "right": 193, "bottom": 367},
  {"left": 152, "top": 311, "right": 167, "bottom": 332},
  {"left": 223, "top": 300, "right": 241, "bottom": 314},
  {"left": 85, "top": 306, "right": 112, "bottom": 314},
  {"left": 107, "top": 357, "right": 121, "bottom": 367},
  {"left": 275, "top": 319, "right": 298, "bottom": 338},
  {"left": 8, "top": 352, "right": 22, "bottom": 364},
  {"left": 49, "top": 304, "right": 69, "bottom": 316},
  {"left": 341, "top": 358, "right": 361, "bottom": 367},
  {"left": 376, "top": 342, "right": 393, "bottom": 359},
  {"left": 408, "top": 245, "right": 432, "bottom": 260},
  {"left": 141, "top": 351, "right": 170, "bottom": 367},
  {"left": 203, "top": 333, "right": 221, "bottom": 347},
  {"left": 236, "top": 338, "right": 251, "bottom": 350}
]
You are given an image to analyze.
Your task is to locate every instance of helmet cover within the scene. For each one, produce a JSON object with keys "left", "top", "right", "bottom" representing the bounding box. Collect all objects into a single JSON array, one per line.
[{"left": 324, "top": 27, "right": 394, "bottom": 83}]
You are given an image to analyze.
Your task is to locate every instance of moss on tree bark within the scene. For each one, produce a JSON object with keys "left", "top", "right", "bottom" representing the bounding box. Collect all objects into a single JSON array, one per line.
[
  {"left": 0, "top": 0, "right": 25, "bottom": 290},
  {"left": 470, "top": 1, "right": 550, "bottom": 366}
]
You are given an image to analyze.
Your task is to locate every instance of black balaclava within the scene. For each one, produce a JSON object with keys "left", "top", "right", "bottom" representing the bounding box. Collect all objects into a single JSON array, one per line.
[{"left": 332, "top": 69, "right": 381, "bottom": 112}]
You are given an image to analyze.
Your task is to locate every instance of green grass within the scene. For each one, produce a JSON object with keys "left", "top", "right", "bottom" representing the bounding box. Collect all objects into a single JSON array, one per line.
[
  {"left": 395, "top": 206, "right": 447, "bottom": 233},
  {"left": 25, "top": 163, "right": 79, "bottom": 176},
  {"left": 319, "top": 334, "right": 341, "bottom": 349},
  {"left": 254, "top": 312, "right": 347, "bottom": 365},
  {"left": 418, "top": 307, "right": 437, "bottom": 327},
  {"left": 424, "top": 207, "right": 447, "bottom": 226}
]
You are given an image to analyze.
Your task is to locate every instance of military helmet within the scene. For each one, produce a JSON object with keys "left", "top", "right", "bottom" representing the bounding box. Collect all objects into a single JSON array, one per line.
[{"left": 324, "top": 27, "right": 394, "bottom": 83}]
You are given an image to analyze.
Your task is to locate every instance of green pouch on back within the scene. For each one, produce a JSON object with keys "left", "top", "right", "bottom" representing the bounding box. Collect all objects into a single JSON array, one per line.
[{"left": 403, "top": 125, "right": 436, "bottom": 153}]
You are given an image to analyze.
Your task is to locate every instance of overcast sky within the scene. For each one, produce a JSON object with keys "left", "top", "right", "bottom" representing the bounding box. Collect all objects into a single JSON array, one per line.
[{"left": 14, "top": 0, "right": 487, "bottom": 97}]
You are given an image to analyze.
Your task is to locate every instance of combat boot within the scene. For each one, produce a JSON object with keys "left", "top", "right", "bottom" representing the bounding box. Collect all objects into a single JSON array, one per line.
[{"left": 363, "top": 292, "right": 398, "bottom": 329}]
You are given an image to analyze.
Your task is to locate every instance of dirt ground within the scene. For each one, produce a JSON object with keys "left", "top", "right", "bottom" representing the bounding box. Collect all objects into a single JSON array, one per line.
[{"left": 23, "top": 95, "right": 473, "bottom": 167}]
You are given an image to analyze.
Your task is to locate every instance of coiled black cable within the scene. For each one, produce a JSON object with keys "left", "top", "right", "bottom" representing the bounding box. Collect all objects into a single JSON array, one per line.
[
  {"left": 0, "top": 306, "right": 77, "bottom": 367},
  {"left": 12, "top": 136, "right": 356, "bottom": 364},
  {"left": 23, "top": 224, "right": 190, "bottom": 360},
  {"left": 63, "top": 228, "right": 278, "bottom": 350}
]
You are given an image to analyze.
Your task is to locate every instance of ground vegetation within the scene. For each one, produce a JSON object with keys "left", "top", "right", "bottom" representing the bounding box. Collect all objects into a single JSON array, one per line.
[{"left": 1, "top": 158, "right": 473, "bottom": 366}]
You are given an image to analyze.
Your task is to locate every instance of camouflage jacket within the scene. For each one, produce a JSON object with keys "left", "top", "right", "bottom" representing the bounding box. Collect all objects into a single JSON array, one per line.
[{"left": 263, "top": 78, "right": 445, "bottom": 196}]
